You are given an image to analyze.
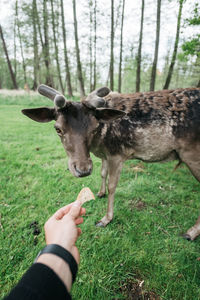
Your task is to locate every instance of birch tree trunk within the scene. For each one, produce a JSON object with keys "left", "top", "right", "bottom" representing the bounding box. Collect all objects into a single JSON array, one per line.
[
  {"left": 136, "top": 0, "right": 145, "bottom": 92},
  {"left": 0, "top": 25, "right": 18, "bottom": 89},
  {"left": 118, "top": 0, "right": 125, "bottom": 93},
  {"left": 150, "top": 0, "right": 161, "bottom": 91},
  {"left": 72, "top": 0, "right": 85, "bottom": 97},
  {"left": 163, "top": 0, "right": 184, "bottom": 89},
  {"left": 60, "top": 0, "right": 73, "bottom": 96}
]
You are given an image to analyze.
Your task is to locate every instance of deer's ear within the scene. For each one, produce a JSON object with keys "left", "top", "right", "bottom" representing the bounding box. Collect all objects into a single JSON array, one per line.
[
  {"left": 21, "top": 107, "right": 56, "bottom": 123},
  {"left": 94, "top": 108, "right": 126, "bottom": 123}
]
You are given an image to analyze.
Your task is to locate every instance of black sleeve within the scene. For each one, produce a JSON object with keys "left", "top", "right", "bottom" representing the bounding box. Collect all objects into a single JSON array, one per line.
[{"left": 3, "top": 263, "right": 72, "bottom": 300}]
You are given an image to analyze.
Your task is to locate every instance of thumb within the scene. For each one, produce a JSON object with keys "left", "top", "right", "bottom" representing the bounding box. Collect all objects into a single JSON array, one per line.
[{"left": 68, "top": 200, "right": 81, "bottom": 218}]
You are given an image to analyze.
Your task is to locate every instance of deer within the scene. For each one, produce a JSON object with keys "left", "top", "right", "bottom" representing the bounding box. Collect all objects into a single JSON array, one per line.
[{"left": 22, "top": 84, "right": 200, "bottom": 241}]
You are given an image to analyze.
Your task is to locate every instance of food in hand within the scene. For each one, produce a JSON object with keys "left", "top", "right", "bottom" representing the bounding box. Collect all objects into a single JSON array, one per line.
[{"left": 76, "top": 187, "right": 95, "bottom": 205}]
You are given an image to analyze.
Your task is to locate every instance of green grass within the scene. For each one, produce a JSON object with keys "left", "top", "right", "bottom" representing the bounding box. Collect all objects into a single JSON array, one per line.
[{"left": 1, "top": 94, "right": 200, "bottom": 299}]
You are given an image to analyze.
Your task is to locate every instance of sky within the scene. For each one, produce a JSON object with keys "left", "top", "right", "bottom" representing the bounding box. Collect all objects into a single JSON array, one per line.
[{"left": 0, "top": 0, "right": 198, "bottom": 72}]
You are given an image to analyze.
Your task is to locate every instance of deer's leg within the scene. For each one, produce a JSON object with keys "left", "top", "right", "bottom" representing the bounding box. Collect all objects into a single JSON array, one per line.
[
  {"left": 179, "top": 148, "right": 200, "bottom": 240},
  {"left": 96, "top": 157, "right": 123, "bottom": 227},
  {"left": 97, "top": 159, "right": 108, "bottom": 198}
]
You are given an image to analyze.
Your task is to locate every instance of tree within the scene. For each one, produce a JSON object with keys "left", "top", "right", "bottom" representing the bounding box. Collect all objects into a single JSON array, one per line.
[
  {"left": 13, "top": 4, "right": 17, "bottom": 78},
  {"left": 89, "top": 0, "right": 93, "bottom": 92},
  {"left": 72, "top": 0, "right": 85, "bottom": 97},
  {"left": 110, "top": 0, "right": 114, "bottom": 90},
  {"left": 118, "top": 0, "right": 125, "bottom": 93},
  {"left": 16, "top": 0, "right": 27, "bottom": 85},
  {"left": 93, "top": 0, "right": 97, "bottom": 90},
  {"left": 60, "top": 0, "right": 73, "bottom": 96},
  {"left": 32, "top": 0, "right": 39, "bottom": 90},
  {"left": 50, "top": 0, "right": 64, "bottom": 94},
  {"left": 163, "top": 0, "right": 184, "bottom": 90},
  {"left": 150, "top": 0, "right": 161, "bottom": 91},
  {"left": 43, "top": 0, "right": 53, "bottom": 86},
  {"left": 35, "top": 1, "right": 44, "bottom": 50},
  {"left": 136, "top": 0, "right": 145, "bottom": 92},
  {"left": 0, "top": 25, "right": 18, "bottom": 89}
]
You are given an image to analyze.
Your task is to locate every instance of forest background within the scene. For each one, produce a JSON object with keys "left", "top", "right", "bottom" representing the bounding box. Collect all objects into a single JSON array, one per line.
[{"left": 0, "top": 0, "right": 199, "bottom": 97}]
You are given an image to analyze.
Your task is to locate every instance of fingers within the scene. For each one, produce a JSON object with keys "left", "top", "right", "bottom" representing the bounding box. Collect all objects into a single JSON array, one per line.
[
  {"left": 75, "top": 217, "right": 84, "bottom": 225},
  {"left": 54, "top": 204, "right": 72, "bottom": 220},
  {"left": 67, "top": 201, "right": 82, "bottom": 219},
  {"left": 80, "top": 207, "right": 86, "bottom": 216},
  {"left": 53, "top": 202, "right": 86, "bottom": 221},
  {"left": 77, "top": 227, "right": 82, "bottom": 237}
]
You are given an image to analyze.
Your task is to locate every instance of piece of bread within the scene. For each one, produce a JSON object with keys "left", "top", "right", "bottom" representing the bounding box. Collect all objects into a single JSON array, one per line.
[{"left": 76, "top": 187, "right": 95, "bottom": 205}]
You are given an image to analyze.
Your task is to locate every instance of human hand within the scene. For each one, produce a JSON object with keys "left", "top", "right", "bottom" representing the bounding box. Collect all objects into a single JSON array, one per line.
[{"left": 44, "top": 201, "right": 86, "bottom": 264}]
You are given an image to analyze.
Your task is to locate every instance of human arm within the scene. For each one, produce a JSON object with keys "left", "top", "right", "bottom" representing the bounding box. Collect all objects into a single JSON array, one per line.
[
  {"left": 36, "top": 200, "right": 85, "bottom": 291},
  {"left": 4, "top": 200, "right": 85, "bottom": 300}
]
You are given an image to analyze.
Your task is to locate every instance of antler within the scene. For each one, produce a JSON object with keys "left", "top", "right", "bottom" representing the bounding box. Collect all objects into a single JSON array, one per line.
[
  {"left": 85, "top": 87, "right": 110, "bottom": 108},
  {"left": 38, "top": 84, "right": 67, "bottom": 108}
]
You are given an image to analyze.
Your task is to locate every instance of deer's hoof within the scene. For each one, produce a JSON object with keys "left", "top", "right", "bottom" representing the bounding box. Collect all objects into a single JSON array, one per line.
[
  {"left": 182, "top": 233, "right": 192, "bottom": 241},
  {"left": 95, "top": 221, "right": 106, "bottom": 227},
  {"left": 97, "top": 192, "right": 106, "bottom": 198}
]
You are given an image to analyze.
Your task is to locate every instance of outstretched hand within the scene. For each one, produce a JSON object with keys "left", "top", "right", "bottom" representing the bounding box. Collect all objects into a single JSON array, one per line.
[{"left": 44, "top": 201, "right": 86, "bottom": 264}]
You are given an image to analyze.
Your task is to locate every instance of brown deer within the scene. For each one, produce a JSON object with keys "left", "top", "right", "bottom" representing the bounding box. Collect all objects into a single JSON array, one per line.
[{"left": 22, "top": 85, "right": 200, "bottom": 240}]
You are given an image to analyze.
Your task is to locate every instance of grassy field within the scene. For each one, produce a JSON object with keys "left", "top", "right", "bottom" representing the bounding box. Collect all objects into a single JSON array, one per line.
[{"left": 1, "top": 93, "right": 200, "bottom": 299}]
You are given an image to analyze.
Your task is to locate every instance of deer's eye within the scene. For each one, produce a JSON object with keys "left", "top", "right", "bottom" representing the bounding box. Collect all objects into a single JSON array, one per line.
[{"left": 54, "top": 126, "right": 62, "bottom": 136}]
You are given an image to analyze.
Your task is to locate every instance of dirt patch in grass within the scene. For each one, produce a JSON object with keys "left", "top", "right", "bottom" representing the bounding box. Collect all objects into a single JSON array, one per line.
[
  {"left": 119, "top": 278, "right": 160, "bottom": 300},
  {"left": 129, "top": 199, "right": 147, "bottom": 211},
  {"left": 29, "top": 221, "right": 41, "bottom": 236},
  {"left": 29, "top": 221, "right": 41, "bottom": 245}
]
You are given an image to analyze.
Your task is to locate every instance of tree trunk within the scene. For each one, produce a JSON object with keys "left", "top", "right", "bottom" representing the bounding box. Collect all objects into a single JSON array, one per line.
[
  {"left": 89, "top": 0, "right": 93, "bottom": 92},
  {"left": 93, "top": 0, "right": 97, "bottom": 90},
  {"left": 16, "top": 0, "right": 27, "bottom": 84},
  {"left": 35, "top": 1, "right": 44, "bottom": 49},
  {"left": 0, "top": 25, "right": 18, "bottom": 89},
  {"left": 72, "top": 0, "right": 85, "bottom": 97},
  {"left": 60, "top": 0, "right": 73, "bottom": 96},
  {"left": 50, "top": 0, "right": 64, "bottom": 94},
  {"left": 136, "top": 0, "right": 145, "bottom": 92},
  {"left": 163, "top": 0, "right": 184, "bottom": 90},
  {"left": 118, "top": 0, "right": 125, "bottom": 93},
  {"left": 14, "top": 5, "right": 17, "bottom": 78},
  {"left": 43, "top": 0, "right": 53, "bottom": 87},
  {"left": 34, "top": 1, "right": 45, "bottom": 84},
  {"left": 110, "top": 0, "right": 114, "bottom": 90},
  {"left": 150, "top": 0, "right": 161, "bottom": 91},
  {"left": 32, "top": 0, "right": 39, "bottom": 90}
]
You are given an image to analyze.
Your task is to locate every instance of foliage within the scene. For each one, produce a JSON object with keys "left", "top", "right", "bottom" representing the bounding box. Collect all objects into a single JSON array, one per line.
[
  {"left": 182, "top": 36, "right": 200, "bottom": 57},
  {"left": 186, "top": 3, "right": 200, "bottom": 26},
  {"left": 1, "top": 94, "right": 200, "bottom": 299},
  {"left": 182, "top": 2, "right": 200, "bottom": 58}
]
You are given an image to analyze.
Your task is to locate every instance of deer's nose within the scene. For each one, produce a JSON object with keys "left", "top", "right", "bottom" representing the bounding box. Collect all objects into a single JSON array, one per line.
[{"left": 74, "top": 165, "right": 92, "bottom": 177}]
